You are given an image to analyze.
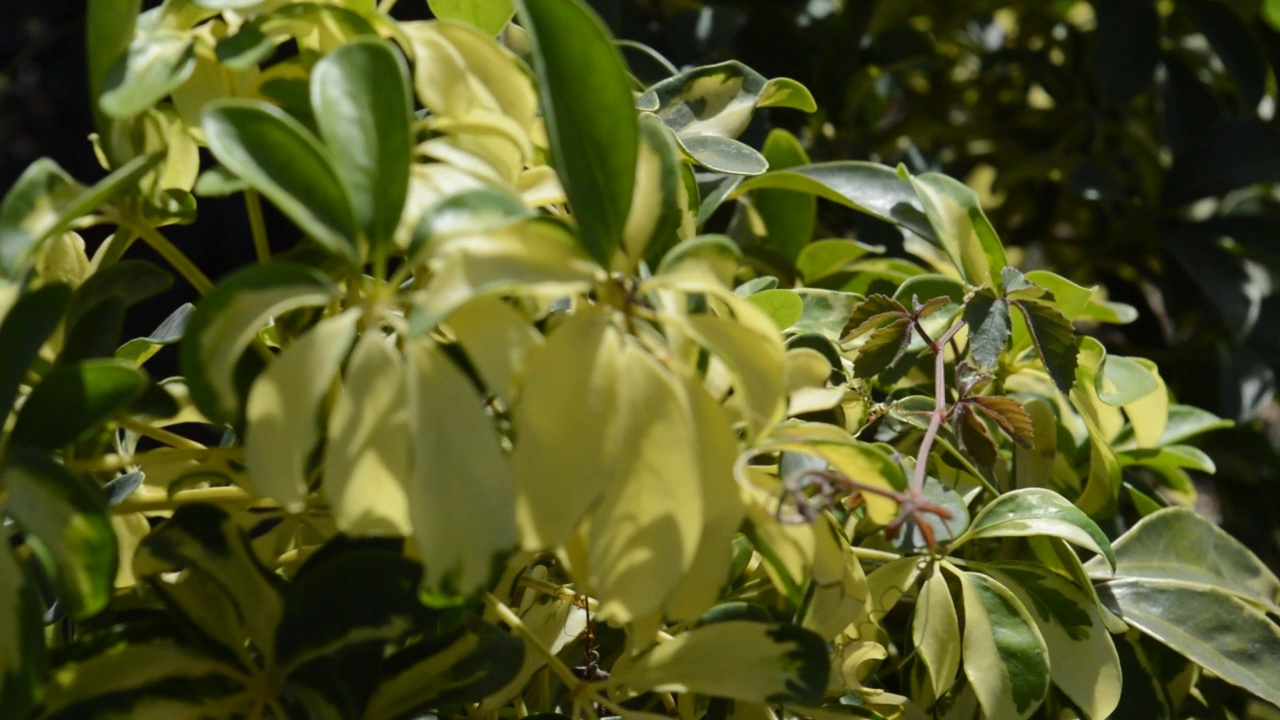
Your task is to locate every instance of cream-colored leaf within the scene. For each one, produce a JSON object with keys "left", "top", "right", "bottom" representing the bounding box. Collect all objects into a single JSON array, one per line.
[
  {"left": 913, "top": 565, "right": 960, "bottom": 697},
  {"left": 37, "top": 232, "right": 90, "bottom": 288},
  {"left": 801, "top": 513, "right": 868, "bottom": 639},
  {"left": 665, "top": 375, "right": 746, "bottom": 621},
  {"left": 1123, "top": 357, "right": 1169, "bottom": 449},
  {"left": 405, "top": 339, "right": 516, "bottom": 593},
  {"left": 323, "top": 332, "right": 413, "bottom": 536},
  {"left": 589, "top": 339, "right": 703, "bottom": 622},
  {"left": 111, "top": 512, "right": 150, "bottom": 589},
  {"left": 1014, "top": 396, "right": 1057, "bottom": 490},
  {"left": 686, "top": 313, "right": 786, "bottom": 438},
  {"left": 516, "top": 166, "right": 565, "bottom": 207},
  {"left": 447, "top": 297, "right": 543, "bottom": 406},
  {"left": 246, "top": 309, "right": 358, "bottom": 512},
  {"left": 850, "top": 556, "right": 924, "bottom": 641},
  {"left": 430, "top": 20, "right": 537, "bottom": 130},
  {"left": 512, "top": 310, "right": 620, "bottom": 549}
]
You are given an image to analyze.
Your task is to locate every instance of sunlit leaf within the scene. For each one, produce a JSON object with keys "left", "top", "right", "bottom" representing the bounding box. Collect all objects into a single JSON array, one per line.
[
  {"left": 324, "top": 332, "right": 413, "bottom": 537},
  {"left": 246, "top": 309, "right": 358, "bottom": 513},
  {"left": 405, "top": 338, "right": 516, "bottom": 594},
  {"left": 86, "top": 0, "right": 141, "bottom": 160},
  {"left": 952, "top": 567, "right": 1050, "bottom": 720},
  {"left": 612, "top": 621, "right": 828, "bottom": 706},
  {"left": 180, "top": 261, "right": 339, "bottom": 424},
  {"left": 447, "top": 297, "right": 543, "bottom": 406},
  {"left": 747, "top": 289, "right": 804, "bottom": 330},
  {"left": 680, "top": 135, "right": 768, "bottom": 176},
  {"left": 851, "top": 320, "right": 911, "bottom": 379},
  {"left": 912, "top": 566, "right": 960, "bottom": 697},
  {"left": 907, "top": 172, "right": 1006, "bottom": 287},
  {"left": 623, "top": 112, "right": 687, "bottom": 265},
  {"left": 753, "top": 129, "right": 815, "bottom": 261},
  {"left": 791, "top": 289, "right": 862, "bottom": 340},
  {"left": 687, "top": 312, "right": 787, "bottom": 438},
  {"left": 427, "top": 0, "right": 515, "bottom": 36},
  {"left": 99, "top": 33, "right": 195, "bottom": 118},
  {"left": 952, "top": 488, "right": 1115, "bottom": 569},
  {"left": 1096, "top": 353, "right": 1159, "bottom": 407},
  {"left": 2, "top": 449, "right": 117, "bottom": 619},
  {"left": 795, "top": 239, "right": 881, "bottom": 283},
  {"left": 515, "top": 0, "right": 636, "bottom": 265},
  {"left": 638, "top": 60, "right": 797, "bottom": 139}
]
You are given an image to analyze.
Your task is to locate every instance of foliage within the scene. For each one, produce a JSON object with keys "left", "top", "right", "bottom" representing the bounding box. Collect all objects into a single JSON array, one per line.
[{"left": 0, "top": 0, "right": 1278, "bottom": 718}]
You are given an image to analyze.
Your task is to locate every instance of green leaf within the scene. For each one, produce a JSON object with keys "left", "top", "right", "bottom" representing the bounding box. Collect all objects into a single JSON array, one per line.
[
  {"left": 1088, "top": 506, "right": 1280, "bottom": 612},
  {"left": 203, "top": 100, "right": 360, "bottom": 262},
  {"left": 0, "top": 155, "right": 159, "bottom": 277},
  {"left": 180, "top": 261, "right": 339, "bottom": 424},
  {"left": 276, "top": 549, "right": 430, "bottom": 671},
  {"left": 246, "top": 310, "right": 359, "bottom": 513},
  {"left": 986, "top": 562, "right": 1121, "bottom": 720},
  {"left": 363, "top": 621, "right": 524, "bottom": 718},
  {"left": 912, "top": 566, "right": 960, "bottom": 697},
  {"left": 1096, "top": 579, "right": 1280, "bottom": 707},
  {"left": 638, "top": 60, "right": 808, "bottom": 139},
  {"left": 907, "top": 172, "right": 1007, "bottom": 287},
  {"left": 1155, "top": 405, "right": 1233, "bottom": 445},
  {"left": 679, "top": 135, "right": 768, "bottom": 176},
  {"left": 953, "top": 568, "right": 1050, "bottom": 720},
  {"left": 9, "top": 360, "right": 147, "bottom": 449},
  {"left": 515, "top": 0, "right": 636, "bottom": 266},
  {"left": 612, "top": 621, "right": 828, "bottom": 706},
  {"left": 100, "top": 33, "right": 196, "bottom": 118},
  {"left": 844, "top": 294, "right": 909, "bottom": 338},
  {"left": 791, "top": 289, "right": 862, "bottom": 340},
  {"left": 0, "top": 284, "right": 70, "bottom": 418},
  {"left": 753, "top": 129, "right": 814, "bottom": 261},
  {"left": 952, "top": 488, "right": 1115, "bottom": 569},
  {"left": 408, "top": 187, "right": 534, "bottom": 263},
  {"left": 63, "top": 260, "right": 173, "bottom": 361},
  {"left": 405, "top": 339, "right": 517, "bottom": 595},
  {"left": 0, "top": 541, "right": 46, "bottom": 717},
  {"left": 116, "top": 303, "right": 194, "bottom": 365},
  {"left": 1011, "top": 298, "right": 1078, "bottom": 392},
  {"left": 311, "top": 38, "right": 412, "bottom": 257},
  {"left": 87, "top": 0, "right": 141, "bottom": 160},
  {"left": 964, "top": 288, "right": 1010, "bottom": 369},
  {"left": 427, "top": 0, "right": 515, "bottom": 35},
  {"left": 1119, "top": 445, "right": 1216, "bottom": 474},
  {"left": 795, "top": 239, "right": 881, "bottom": 283},
  {"left": 1096, "top": 353, "right": 1159, "bottom": 406},
  {"left": 134, "top": 504, "right": 285, "bottom": 662},
  {"left": 624, "top": 112, "right": 687, "bottom": 265},
  {"left": 2, "top": 449, "right": 117, "bottom": 619},
  {"left": 731, "top": 162, "right": 935, "bottom": 242},
  {"left": 686, "top": 313, "right": 786, "bottom": 438},
  {"left": 746, "top": 289, "right": 804, "bottom": 330},
  {"left": 40, "top": 640, "right": 240, "bottom": 717},
  {"left": 851, "top": 320, "right": 911, "bottom": 379},
  {"left": 758, "top": 77, "right": 817, "bottom": 111}
]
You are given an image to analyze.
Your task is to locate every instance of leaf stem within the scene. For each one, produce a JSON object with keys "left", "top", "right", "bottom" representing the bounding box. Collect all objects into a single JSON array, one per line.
[
  {"left": 95, "top": 227, "right": 139, "bottom": 267},
  {"left": 119, "top": 418, "right": 206, "bottom": 451},
  {"left": 485, "top": 593, "right": 582, "bottom": 688},
  {"left": 111, "top": 485, "right": 269, "bottom": 514},
  {"left": 244, "top": 189, "right": 272, "bottom": 265},
  {"left": 130, "top": 223, "right": 214, "bottom": 295}
]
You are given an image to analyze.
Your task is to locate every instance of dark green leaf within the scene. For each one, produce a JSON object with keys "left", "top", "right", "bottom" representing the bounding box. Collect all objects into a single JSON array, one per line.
[
  {"left": 696, "top": 174, "right": 743, "bottom": 229},
  {"left": 311, "top": 38, "right": 412, "bottom": 257},
  {"left": 843, "top": 294, "right": 908, "bottom": 338},
  {"left": 100, "top": 33, "right": 196, "bottom": 118},
  {"left": 968, "top": 396, "right": 1034, "bottom": 448},
  {"left": 753, "top": 129, "right": 814, "bottom": 261},
  {"left": 10, "top": 360, "right": 147, "bottom": 449},
  {"left": 180, "top": 261, "right": 339, "bottom": 424},
  {"left": 955, "top": 569, "right": 1050, "bottom": 719},
  {"left": 363, "top": 621, "right": 524, "bottom": 718},
  {"left": 852, "top": 319, "right": 911, "bottom": 379},
  {"left": 680, "top": 135, "right": 768, "bottom": 176},
  {"left": 0, "top": 284, "right": 71, "bottom": 417},
  {"left": 134, "top": 504, "right": 286, "bottom": 661},
  {"left": 1096, "top": 579, "right": 1280, "bottom": 707},
  {"left": 0, "top": 542, "right": 46, "bottom": 717},
  {"left": 1165, "top": 227, "right": 1266, "bottom": 339},
  {"left": 732, "top": 162, "right": 935, "bottom": 242},
  {"left": 639, "top": 60, "right": 812, "bottom": 136},
  {"left": 1092, "top": 0, "right": 1159, "bottom": 108},
  {"left": 203, "top": 100, "right": 360, "bottom": 262},
  {"left": 68, "top": 260, "right": 172, "bottom": 330},
  {"left": 953, "top": 488, "right": 1116, "bottom": 569},
  {"left": 515, "top": 0, "right": 637, "bottom": 266},
  {"left": 1011, "top": 298, "right": 1078, "bottom": 392},
  {"left": 276, "top": 550, "right": 432, "bottom": 671},
  {"left": 2, "top": 449, "right": 117, "bottom": 619},
  {"left": 964, "top": 288, "right": 1010, "bottom": 369}
]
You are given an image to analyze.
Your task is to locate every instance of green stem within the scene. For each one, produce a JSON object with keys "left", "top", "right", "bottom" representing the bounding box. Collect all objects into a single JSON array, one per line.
[
  {"left": 244, "top": 190, "right": 272, "bottom": 265},
  {"left": 96, "top": 227, "right": 139, "bottom": 267},
  {"left": 119, "top": 418, "right": 206, "bottom": 451},
  {"left": 131, "top": 223, "right": 214, "bottom": 295},
  {"left": 112, "top": 486, "right": 273, "bottom": 514},
  {"left": 849, "top": 546, "right": 903, "bottom": 564}
]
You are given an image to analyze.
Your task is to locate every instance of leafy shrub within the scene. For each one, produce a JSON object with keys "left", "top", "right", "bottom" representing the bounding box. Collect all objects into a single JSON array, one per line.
[{"left": 1, "top": 0, "right": 1278, "bottom": 718}]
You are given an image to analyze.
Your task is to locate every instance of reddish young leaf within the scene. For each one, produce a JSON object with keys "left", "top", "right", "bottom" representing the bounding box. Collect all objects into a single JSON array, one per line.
[
  {"left": 955, "top": 404, "right": 999, "bottom": 468},
  {"left": 969, "top": 395, "right": 1036, "bottom": 448}
]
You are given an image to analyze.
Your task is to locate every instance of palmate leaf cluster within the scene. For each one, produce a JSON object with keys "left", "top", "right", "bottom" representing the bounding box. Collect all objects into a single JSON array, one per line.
[{"left": 0, "top": 0, "right": 1277, "bottom": 718}]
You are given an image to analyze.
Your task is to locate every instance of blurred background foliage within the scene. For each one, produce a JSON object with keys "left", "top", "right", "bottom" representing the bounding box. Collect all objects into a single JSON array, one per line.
[{"left": 4, "top": 0, "right": 1280, "bottom": 566}]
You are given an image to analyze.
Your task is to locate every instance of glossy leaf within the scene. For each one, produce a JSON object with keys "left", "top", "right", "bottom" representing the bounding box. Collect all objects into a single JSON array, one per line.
[
  {"left": 680, "top": 135, "right": 768, "bottom": 176},
  {"left": 954, "top": 568, "right": 1050, "bottom": 720},
  {"left": 9, "top": 360, "right": 147, "bottom": 449},
  {"left": 754, "top": 129, "right": 815, "bottom": 261},
  {"left": 908, "top": 173, "right": 1006, "bottom": 287},
  {"left": 912, "top": 566, "right": 960, "bottom": 697},
  {"left": 2, "top": 449, "right": 117, "bottom": 619},
  {"left": 324, "top": 332, "right": 413, "bottom": 537},
  {"left": 623, "top": 112, "right": 687, "bottom": 265},
  {"left": 952, "top": 488, "right": 1115, "bottom": 569},
  {"left": 311, "top": 39, "right": 412, "bottom": 257},
  {"left": 405, "top": 339, "right": 516, "bottom": 595},
  {"left": 0, "top": 541, "right": 46, "bottom": 717},
  {"left": 889, "top": 476, "right": 970, "bottom": 552},
  {"left": 99, "top": 33, "right": 196, "bottom": 118},
  {"left": 180, "top": 262, "right": 339, "bottom": 424},
  {"left": 427, "top": 0, "right": 515, "bottom": 36},
  {"left": 987, "top": 562, "right": 1121, "bottom": 720},
  {"left": 363, "top": 621, "right": 524, "bottom": 718},
  {"left": 638, "top": 60, "right": 811, "bottom": 139},
  {"left": 796, "top": 239, "right": 882, "bottom": 283},
  {"left": 1096, "top": 579, "right": 1280, "bottom": 707},
  {"left": 203, "top": 100, "right": 359, "bottom": 262},
  {"left": 612, "top": 621, "right": 828, "bottom": 706},
  {"left": 246, "top": 310, "right": 359, "bottom": 513},
  {"left": 731, "top": 162, "right": 935, "bottom": 241},
  {"left": 0, "top": 284, "right": 71, "bottom": 418},
  {"left": 515, "top": 0, "right": 636, "bottom": 265},
  {"left": 1088, "top": 507, "right": 1280, "bottom": 612}
]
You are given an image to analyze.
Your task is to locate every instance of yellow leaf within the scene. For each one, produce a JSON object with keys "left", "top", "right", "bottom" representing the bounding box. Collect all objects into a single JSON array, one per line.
[
  {"left": 447, "top": 296, "right": 543, "bottom": 406},
  {"left": 323, "top": 332, "right": 413, "bottom": 536},
  {"left": 405, "top": 339, "right": 516, "bottom": 594},
  {"left": 1123, "top": 357, "right": 1169, "bottom": 449},
  {"left": 589, "top": 339, "right": 703, "bottom": 622},
  {"left": 686, "top": 313, "right": 786, "bottom": 438},
  {"left": 801, "top": 513, "right": 868, "bottom": 640},
  {"left": 246, "top": 309, "right": 358, "bottom": 512},
  {"left": 512, "top": 310, "right": 620, "bottom": 548}
]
